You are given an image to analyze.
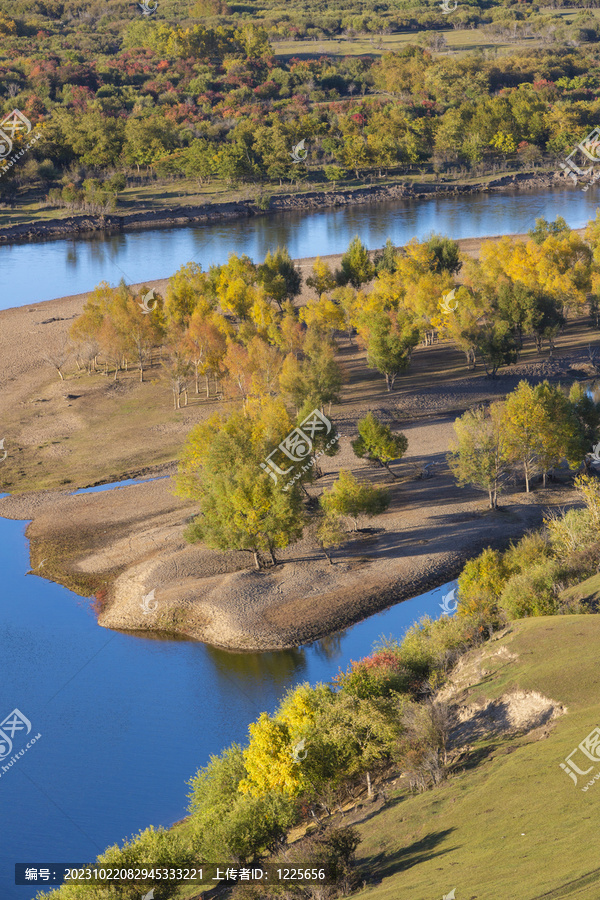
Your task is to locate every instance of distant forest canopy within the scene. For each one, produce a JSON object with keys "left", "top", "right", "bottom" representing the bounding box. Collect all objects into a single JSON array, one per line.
[{"left": 2, "top": 0, "right": 600, "bottom": 198}]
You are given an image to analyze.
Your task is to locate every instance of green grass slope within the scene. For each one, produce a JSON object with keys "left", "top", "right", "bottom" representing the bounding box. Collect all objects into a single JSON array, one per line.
[{"left": 353, "top": 616, "right": 600, "bottom": 900}]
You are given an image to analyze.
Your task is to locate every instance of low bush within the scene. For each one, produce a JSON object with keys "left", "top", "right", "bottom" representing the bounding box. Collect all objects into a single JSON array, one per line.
[{"left": 499, "top": 558, "right": 562, "bottom": 618}]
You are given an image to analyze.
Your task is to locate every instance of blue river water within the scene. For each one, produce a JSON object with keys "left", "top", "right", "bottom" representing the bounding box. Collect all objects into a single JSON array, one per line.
[
  {"left": 0, "top": 185, "right": 599, "bottom": 309},
  {"left": 0, "top": 483, "right": 456, "bottom": 899}
]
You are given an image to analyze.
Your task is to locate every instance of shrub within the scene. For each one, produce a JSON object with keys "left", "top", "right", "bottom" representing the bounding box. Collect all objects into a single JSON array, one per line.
[
  {"left": 399, "top": 699, "right": 451, "bottom": 792},
  {"left": 545, "top": 507, "right": 597, "bottom": 559},
  {"left": 457, "top": 547, "right": 508, "bottom": 621},
  {"left": 333, "top": 646, "right": 410, "bottom": 699},
  {"left": 399, "top": 614, "right": 480, "bottom": 685},
  {"left": 229, "top": 827, "right": 361, "bottom": 899},
  {"left": 504, "top": 531, "right": 551, "bottom": 575},
  {"left": 499, "top": 558, "right": 562, "bottom": 618}
]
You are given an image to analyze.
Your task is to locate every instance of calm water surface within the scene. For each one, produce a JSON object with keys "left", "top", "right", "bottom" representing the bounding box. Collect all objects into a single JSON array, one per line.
[
  {"left": 0, "top": 483, "right": 456, "bottom": 899},
  {"left": 1, "top": 186, "right": 599, "bottom": 309}
]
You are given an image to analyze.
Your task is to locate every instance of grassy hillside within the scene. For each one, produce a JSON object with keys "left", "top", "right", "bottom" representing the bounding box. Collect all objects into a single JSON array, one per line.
[{"left": 353, "top": 616, "right": 600, "bottom": 900}]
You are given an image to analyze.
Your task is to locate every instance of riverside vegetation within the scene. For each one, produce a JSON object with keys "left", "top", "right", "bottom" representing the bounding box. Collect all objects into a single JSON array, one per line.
[
  {"left": 7, "top": 219, "right": 591, "bottom": 570},
  {"left": 5, "top": 1, "right": 600, "bottom": 216},
  {"left": 34, "top": 474, "right": 600, "bottom": 900}
]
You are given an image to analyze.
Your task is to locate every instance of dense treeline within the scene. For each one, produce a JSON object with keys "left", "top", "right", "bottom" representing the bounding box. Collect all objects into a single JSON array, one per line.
[
  {"left": 5, "top": 2, "right": 600, "bottom": 203},
  {"left": 65, "top": 215, "right": 600, "bottom": 404}
]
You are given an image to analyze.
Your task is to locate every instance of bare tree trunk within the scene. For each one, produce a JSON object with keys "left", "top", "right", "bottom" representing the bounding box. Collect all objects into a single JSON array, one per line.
[
  {"left": 253, "top": 550, "right": 261, "bottom": 569},
  {"left": 321, "top": 546, "right": 334, "bottom": 565},
  {"left": 366, "top": 771, "right": 373, "bottom": 800}
]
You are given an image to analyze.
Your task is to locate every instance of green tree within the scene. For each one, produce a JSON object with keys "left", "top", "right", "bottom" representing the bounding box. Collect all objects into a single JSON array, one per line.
[
  {"left": 339, "top": 235, "right": 374, "bottom": 288},
  {"left": 425, "top": 233, "right": 462, "bottom": 275},
  {"left": 475, "top": 320, "right": 518, "bottom": 377},
  {"left": 320, "top": 469, "right": 389, "bottom": 531},
  {"left": 448, "top": 403, "right": 509, "bottom": 509},
  {"left": 257, "top": 247, "right": 301, "bottom": 311},
  {"left": 363, "top": 310, "right": 420, "bottom": 391},
  {"left": 374, "top": 238, "right": 397, "bottom": 275},
  {"left": 569, "top": 382, "right": 600, "bottom": 447},
  {"left": 177, "top": 405, "right": 305, "bottom": 568},
  {"left": 352, "top": 412, "right": 408, "bottom": 479}
]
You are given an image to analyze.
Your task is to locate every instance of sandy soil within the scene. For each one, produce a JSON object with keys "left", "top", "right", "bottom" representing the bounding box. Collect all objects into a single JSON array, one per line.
[{"left": 0, "top": 232, "right": 595, "bottom": 650}]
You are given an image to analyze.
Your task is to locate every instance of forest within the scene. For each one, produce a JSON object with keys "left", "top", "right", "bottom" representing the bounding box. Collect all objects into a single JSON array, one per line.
[{"left": 2, "top": 0, "right": 600, "bottom": 207}]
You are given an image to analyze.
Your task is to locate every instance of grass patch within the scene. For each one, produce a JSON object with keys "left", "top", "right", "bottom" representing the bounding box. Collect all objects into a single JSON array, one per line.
[{"left": 353, "top": 616, "right": 600, "bottom": 900}]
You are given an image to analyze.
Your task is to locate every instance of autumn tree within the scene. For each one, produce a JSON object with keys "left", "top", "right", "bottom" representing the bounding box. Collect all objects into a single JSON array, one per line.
[
  {"left": 502, "top": 380, "right": 583, "bottom": 491},
  {"left": 306, "top": 257, "right": 337, "bottom": 295},
  {"left": 183, "top": 310, "right": 227, "bottom": 396},
  {"left": 257, "top": 247, "right": 301, "bottom": 311},
  {"left": 352, "top": 413, "right": 408, "bottom": 479},
  {"left": 165, "top": 262, "right": 213, "bottom": 328}
]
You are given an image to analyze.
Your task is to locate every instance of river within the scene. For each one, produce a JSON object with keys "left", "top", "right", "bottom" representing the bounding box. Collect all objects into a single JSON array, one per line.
[
  {"left": 1, "top": 185, "right": 599, "bottom": 309},
  {"left": 0, "top": 482, "right": 455, "bottom": 899},
  {"left": 0, "top": 184, "right": 591, "bottom": 898}
]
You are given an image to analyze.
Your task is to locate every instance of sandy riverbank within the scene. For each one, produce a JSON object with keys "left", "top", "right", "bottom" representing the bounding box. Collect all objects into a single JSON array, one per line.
[{"left": 0, "top": 233, "right": 595, "bottom": 650}]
